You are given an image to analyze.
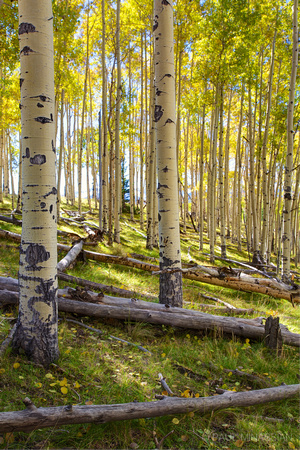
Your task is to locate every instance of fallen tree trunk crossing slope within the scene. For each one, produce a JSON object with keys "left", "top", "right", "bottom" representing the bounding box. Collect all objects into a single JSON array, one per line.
[{"left": 0, "top": 384, "right": 298, "bottom": 433}]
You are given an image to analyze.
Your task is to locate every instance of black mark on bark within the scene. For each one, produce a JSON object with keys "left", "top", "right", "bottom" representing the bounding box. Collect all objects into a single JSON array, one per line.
[
  {"left": 153, "top": 19, "right": 158, "bottom": 32},
  {"left": 20, "top": 46, "right": 34, "bottom": 55},
  {"left": 165, "top": 118, "right": 174, "bottom": 124},
  {"left": 31, "top": 95, "right": 51, "bottom": 102},
  {"left": 52, "top": 140, "right": 55, "bottom": 153},
  {"left": 156, "top": 88, "right": 163, "bottom": 96},
  {"left": 20, "top": 78, "right": 24, "bottom": 88},
  {"left": 23, "top": 147, "right": 30, "bottom": 159},
  {"left": 163, "top": 73, "right": 172, "bottom": 78},
  {"left": 50, "top": 204, "right": 53, "bottom": 213},
  {"left": 35, "top": 116, "right": 53, "bottom": 124},
  {"left": 154, "top": 105, "right": 163, "bottom": 122},
  {"left": 43, "top": 187, "right": 57, "bottom": 198},
  {"left": 162, "top": 166, "right": 169, "bottom": 172},
  {"left": 162, "top": 0, "right": 170, "bottom": 5},
  {"left": 158, "top": 183, "right": 169, "bottom": 189},
  {"left": 19, "top": 22, "right": 36, "bottom": 34},
  {"left": 25, "top": 243, "right": 50, "bottom": 270},
  {"left": 40, "top": 202, "right": 46, "bottom": 208},
  {"left": 30, "top": 154, "right": 46, "bottom": 165},
  {"left": 37, "top": 103, "right": 44, "bottom": 108}
]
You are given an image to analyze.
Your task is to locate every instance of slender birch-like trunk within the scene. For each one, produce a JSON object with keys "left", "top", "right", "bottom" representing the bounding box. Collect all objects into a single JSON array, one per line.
[
  {"left": 260, "top": 30, "right": 277, "bottom": 259},
  {"left": 12, "top": 0, "right": 58, "bottom": 366},
  {"left": 139, "top": 31, "right": 144, "bottom": 231},
  {"left": 114, "top": 0, "right": 121, "bottom": 243},
  {"left": 154, "top": 0, "right": 182, "bottom": 307},
  {"left": 57, "top": 89, "right": 64, "bottom": 220},
  {"left": 101, "top": 0, "right": 108, "bottom": 231},
  {"left": 218, "top": 85, "right": 226, "bottom": 258},
  {"left": 282, "top": 0, "right": 298, "bottom": 282}
]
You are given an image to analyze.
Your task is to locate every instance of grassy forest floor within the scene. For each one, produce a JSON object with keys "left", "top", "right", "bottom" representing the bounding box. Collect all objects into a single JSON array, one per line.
[{"left": 0, "top": 197, "right": 299, "bottom": 450}]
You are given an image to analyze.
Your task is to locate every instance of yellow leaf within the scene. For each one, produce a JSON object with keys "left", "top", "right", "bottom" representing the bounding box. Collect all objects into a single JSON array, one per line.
[
  {"left": 288, "top": 443, "right": 296, "bottom": 449},
  {"left": 0, "top": 369, "right": 5, "bottom": 374},
  {"left": 74, "top": 381, "right": 81, "bottom": 389},
  {"left": 188, "top": 412, "right": 194, "bottom": 418},
  {"left": 85, "top": 400, "right": 93, "bottom": 405},
  {"left": 182, "top": 389, "right": 190, "bottom": 398},
  {"left": 186, "top": 334, "right": 190, "bottom": 339},
  {"left": 162, "top": 390, "right": 168, "bottom": 396},
  {"left": 181, "top": 435, "right": 188, "bottom": 442},
  {"left": 77, "top": 432, "right": 83, "bottom": 437},
  {"left": 228, "top": 372, "right": 232, "bottom": 377},
  {"left": 50, "top": 382, "right": 57, "bottom": 387},
  {"left": 60, "top": 378, "right": 68, "bottom": 387},
  {"left": 5, "top": 433, "right": 14, "bottom": 444},
  {"left": 161, "top": 353, "right": 166, "bottom": 358},
  {"left": 234, "top": 440, "right": 244, "bottom": 448},
  {"left": 245, "top": 338, "right": 250, "bottom": 344},
  {"left": 13, "top": 363, "right": 20, "bottom": 369},
  {"left": 61, "top": 387, "right": 68, "bottom": 394},
  {"left": 45, "top": 373, "right": 53, "bottom": 379},
  {"left": 195, "top": 393, "right": 200, "bottom": 398},
  {"left": 172, "top": 418, "right": 180, "bottom": 424},
  {"left": 35, "top": 382, "right": 42, "bottom": 388},
  {"left": 65, "top": 349, "right": 71, "bottom": 354}
]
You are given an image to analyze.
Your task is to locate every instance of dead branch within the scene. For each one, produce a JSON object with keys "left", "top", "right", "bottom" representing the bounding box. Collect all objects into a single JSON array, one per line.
[
  {"left": 61, "top": 318, "right": 151, "bottom": 354},
  {"left": 0, "top": 323, "right": 17, "bottom": 356},
  {"left": 56, "top": 240, "right": 83, "bottom": 272},
  {"left": 158, "top": 373, "right": 174, "bottom": 395},
  {"left": 0, "top": 287, "right": 299, "bottom": 347},
  {"left": 0, "top": 385, "right": 298, "bottom": 433},
  {"left": 200, "top": 293, "right": 236, "bottom": 309}
]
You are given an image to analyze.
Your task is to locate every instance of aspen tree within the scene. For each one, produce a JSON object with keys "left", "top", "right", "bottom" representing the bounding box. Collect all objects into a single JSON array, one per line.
[
  {"left": 282, "top": 0, "right": 298, "bottom": 282},
  {"left": 114, "top": 0, "right": 121, "bottom": 244},
  {"left": 139, "top": 31, "right": 144, "bottom": 231},
  {"left": 260, "top": 29, "right": 277, "bottom": 260},
  {"left": 154, "top": 0, "right": 182, "bottom": 307},
  {"left": 101, "top": 0, "right": 108, "bottom": 231},
  {"left": 12, "top": 0, "right": 58, "bottom": 365}
]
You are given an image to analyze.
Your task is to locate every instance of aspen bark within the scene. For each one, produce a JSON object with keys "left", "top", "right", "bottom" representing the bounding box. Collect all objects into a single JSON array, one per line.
[
  {"left": 12, "top": 0, "right": 58, "bottom": 366},
  {"left": 114, "top": 0, "right": 121, "bottom": 244},
  {"left": 101, "top": 0, "right": 108, "bottom": 231},
  {"left": 282, "top": 0, "right": 298, "bottom": 282},
  {"left": 154, "top": 0, "right": 183, "bottom": 307},
  {"left": 260, "top": 30, "right": 277, "bottom": 259}
]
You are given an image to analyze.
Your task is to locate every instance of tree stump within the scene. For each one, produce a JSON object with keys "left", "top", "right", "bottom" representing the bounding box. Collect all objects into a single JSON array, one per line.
[{"left": 264, "top": 316, "right": 283, "bottom": 356}]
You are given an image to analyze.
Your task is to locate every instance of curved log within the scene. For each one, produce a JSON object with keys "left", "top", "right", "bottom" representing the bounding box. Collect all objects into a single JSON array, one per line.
[{"left": 0, "top": 384, "right": 299, "bottom": 432}]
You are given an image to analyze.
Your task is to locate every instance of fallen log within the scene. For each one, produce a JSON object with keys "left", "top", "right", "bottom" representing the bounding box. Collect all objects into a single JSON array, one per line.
[
  {"left": 0, "top": 384, "right": 299, "bottom": 433},
  {"left": 1, "top": 227, "right": 299, "bottom": 303},
  {"left": 57, "top": 240, "right": 84, "bottom": 272},
  {"left": 0, "top": 288, "right": 299, "bottom": 347}
]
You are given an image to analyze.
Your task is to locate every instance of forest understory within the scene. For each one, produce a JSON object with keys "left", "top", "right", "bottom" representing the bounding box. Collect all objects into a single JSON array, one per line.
[{"left": 0, "top": 197, "right": 299, "bottom": 450}]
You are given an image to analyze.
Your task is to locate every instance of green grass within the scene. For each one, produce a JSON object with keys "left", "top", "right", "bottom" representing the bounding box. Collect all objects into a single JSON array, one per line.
[{"left": 0, "top": 196, "right": 299, "bottom": 449}]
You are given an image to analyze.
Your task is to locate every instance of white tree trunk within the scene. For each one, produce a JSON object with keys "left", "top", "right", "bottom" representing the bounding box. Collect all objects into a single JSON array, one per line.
[
  {"left": 12, "top": 0, "right": 58, "bottom": 366},
  {"left": 154, "top": 0, "right": 183, "bottom": 307}
]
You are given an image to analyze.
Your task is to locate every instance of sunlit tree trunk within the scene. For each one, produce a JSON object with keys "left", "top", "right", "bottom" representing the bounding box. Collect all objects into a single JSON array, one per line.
[
  {"left": 199, "top": 101, "right": 205, "bottom": 251},
  {"left": 57, "top": 89, "right": 64, "bottom": 220},
  {"left": 224, "top": 89, "right": 232, "bottom": 238},
  {"left": 114, "top": 0, "right": 121, "bottom": 243},
  {"left": 282, "top": 0, "right": 298, "bottom": 282},
  {"left": 78, "top": 9, "right": 90, "bottom": 216},
  {"left": 139, "top": 31, "right": 144, "bottom": 231},
  {"left": 209, "top": 87, "right": 219, "bottom": 264},
  {"left": 154, "top": 0, "right": 182, "bottom": 307},
  {"left": 101, "top": 0, "right": 108, "bottom": 231},
  {"left": 12, "top": 0, "right": 58, "bottom": 366},
  {"left": 218, "top": 85, "right": 226, "bottom": 258},
  {"left": 260, "top": 30, "right": 277, "bottom": 259}
]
